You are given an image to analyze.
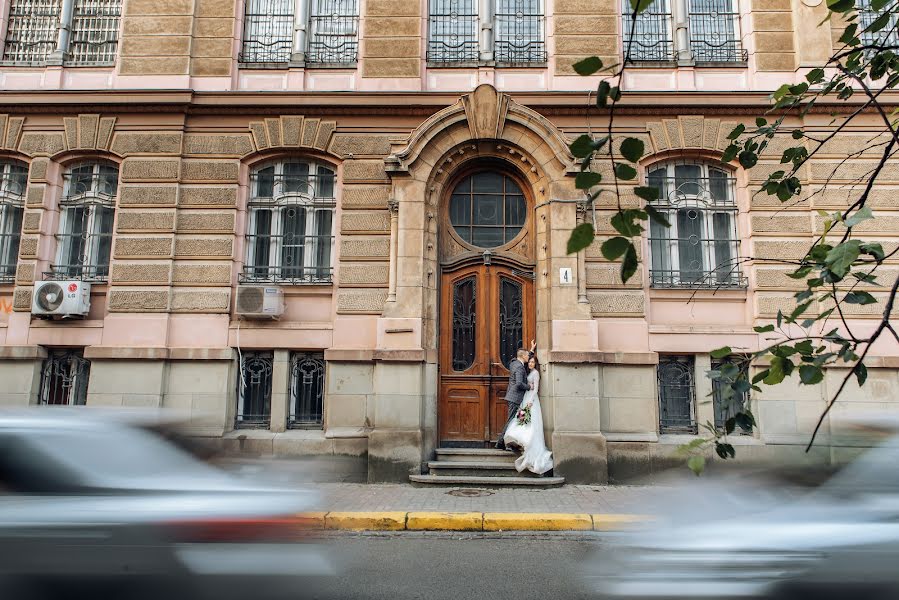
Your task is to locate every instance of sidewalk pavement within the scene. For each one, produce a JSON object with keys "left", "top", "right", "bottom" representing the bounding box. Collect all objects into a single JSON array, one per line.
[{"left": 296, "top": 483, "right": 660, "bottom": 532}]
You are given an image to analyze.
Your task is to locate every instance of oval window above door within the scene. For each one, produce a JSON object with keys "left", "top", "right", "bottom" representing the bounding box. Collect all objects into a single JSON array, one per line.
[{"left": 448, "top": 172, "right": 527, "bottom": 249}]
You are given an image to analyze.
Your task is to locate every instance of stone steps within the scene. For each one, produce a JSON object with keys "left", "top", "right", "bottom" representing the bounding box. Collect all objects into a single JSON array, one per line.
[{"left": 410, "top": 447, "right": 564, "bottom": 487}]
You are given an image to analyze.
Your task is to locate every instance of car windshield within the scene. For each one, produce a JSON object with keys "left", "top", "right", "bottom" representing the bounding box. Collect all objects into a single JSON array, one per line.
[
  {"left": 10, "top": 424, "right": 224, "bottom": 490},
  {"left": 819, "top": 433, "right": 899, "bottom": 496}
]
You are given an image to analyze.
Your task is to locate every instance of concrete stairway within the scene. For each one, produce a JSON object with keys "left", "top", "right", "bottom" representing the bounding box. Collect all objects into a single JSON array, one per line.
[{"left": 409, "top": 448, "right": 564, "bottom": 487}]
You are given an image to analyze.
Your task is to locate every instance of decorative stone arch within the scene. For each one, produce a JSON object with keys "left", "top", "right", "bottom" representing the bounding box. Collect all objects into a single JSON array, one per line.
[
  {"left": 645, "top": 115, "right": 740, "bottom": 155},
  {"left": 246, "top": 115, "right": 340, "bottom": 159}
]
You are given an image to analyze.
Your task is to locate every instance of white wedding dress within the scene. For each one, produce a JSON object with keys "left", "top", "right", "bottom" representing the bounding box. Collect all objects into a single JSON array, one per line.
[{"left": 502, "top": 369, "right": 553, "bottom": 475}]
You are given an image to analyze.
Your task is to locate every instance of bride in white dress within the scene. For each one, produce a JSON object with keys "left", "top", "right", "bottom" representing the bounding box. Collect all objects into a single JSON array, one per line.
[{"left": 502, "top": 354, "right": 553, "bottom": 475}]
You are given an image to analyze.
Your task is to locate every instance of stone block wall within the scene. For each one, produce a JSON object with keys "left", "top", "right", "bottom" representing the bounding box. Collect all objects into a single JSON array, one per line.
[
  {"left": 362, "top": 0, "right": 421, "bottom": 78},
  {"left": 554, "top": 0, "right": 618, "bottom": 76}
]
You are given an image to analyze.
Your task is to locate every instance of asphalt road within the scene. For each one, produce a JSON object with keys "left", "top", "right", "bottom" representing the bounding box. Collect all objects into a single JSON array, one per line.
[{"left": 307, "top": 532, "right": 602, "bottom": 600}]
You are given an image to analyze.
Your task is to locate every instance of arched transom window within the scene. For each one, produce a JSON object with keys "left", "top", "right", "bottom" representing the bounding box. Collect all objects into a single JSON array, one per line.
[
  {"left": 244, "top": 159, "right": 336, "bottom": 283},
  {"left": 448, "top": 171, "right": 527, "bottom": 249},
  {"left": 53, "top": 162, "right": 118, "bottom": 281},
  {"left": 0, "top": 160, "right": 27, "bottom": 281},
  {"left": 646, "top": 161, "right": 744, "bottom": 288}
]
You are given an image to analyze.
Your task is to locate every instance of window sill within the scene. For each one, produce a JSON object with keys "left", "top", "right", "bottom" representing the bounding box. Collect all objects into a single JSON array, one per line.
[
  {"left": 648, "top": 287, "right": 748, "bottom": 302},
  {"left": 426, "top": 61, "right": 547, "bottom": 69},
  {"left": 658, "top": 433, "right": 763, "bottom": 445},
  {"left": 238, "top": 62, "right": 357, "bottom": 70}
]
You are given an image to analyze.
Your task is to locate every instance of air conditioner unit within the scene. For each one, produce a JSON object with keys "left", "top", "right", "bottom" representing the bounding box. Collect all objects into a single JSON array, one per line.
[
  {"left": 32, "top": 280, "right": 91, "bottom": 318},
  {"left": 236, "top": 285, "right": 284, "bottom": 319}
]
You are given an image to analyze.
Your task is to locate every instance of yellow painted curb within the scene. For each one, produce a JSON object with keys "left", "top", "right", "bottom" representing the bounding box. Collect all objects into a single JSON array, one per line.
[
  {"left": 483, "top": 512, "right": 593, "bottom": 531},
  {"left": 324, "top": 511, "right": 407, "bottom": 531},
  {"left": 407, "top": 512, "right": 484, "bottom": 531},
  {"left": 591, "top": 514, "right": 648, "bottom": 531},
  {"left": 295, "top": 511, "right": 328, "bottom": 529}
]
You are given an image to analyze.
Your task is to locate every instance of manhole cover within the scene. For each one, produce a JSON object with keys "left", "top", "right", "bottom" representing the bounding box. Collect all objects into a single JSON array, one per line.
[{"left": 447, "top": 488, "right": 494, "bottom": 497}]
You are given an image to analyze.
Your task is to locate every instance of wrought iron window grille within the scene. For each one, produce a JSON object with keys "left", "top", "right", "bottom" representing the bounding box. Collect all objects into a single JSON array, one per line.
[
  {"left": 857, "top": 0, "right": 899, "bottom": 49},
  {"left": 242, "top": 161, "right": 336, "bottom": 284},
  {"left": 40, "top": 349, "right": 91, "bottom": 406},
  {"left": 240, "top": 0, "right": 296, "bottom": 64},
  {"left": 494, "top": 0, "right": 547, "bottom": 65},
  {"left": 0, "top": 162, "right": 27, "bottom": 282},
  {"left": 711, "top": 357, "right": 752, "bottom": 434},
  {"left": 307, "top": 0, "right": 359, "bottom": 65},
  {"left": 427, "top": 0, "right": 480, "bottom": 63},
  {"left": 65, "top": 0, "right": 122, "bottom": 66},
  {"left": 621, "top": 0, "right": 746, "bottom": 64},
  {"left": 48, "top": 164, "right": 117, "bottom": 282},
  {"left": 236, "top": 351, "right": 273, "bottom": 428},
  {"left": 289, "top": 352, "right": 325, "bottom": 428},
  {"left": 2, "top": 0, "right": 63, "bottom": 65},
  {"left": 451, "top": 276, "right": 477, "bottom": 372},
  {"left": 646, "top": 162, "right": 747, "bottom": 289},
  {"left": 658, "top": 355, "right": 697, "bottom": 434}
]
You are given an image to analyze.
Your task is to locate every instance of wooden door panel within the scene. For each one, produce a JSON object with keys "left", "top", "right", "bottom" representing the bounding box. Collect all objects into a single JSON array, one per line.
[
  {"left": 439, "top": 384, "right": 485, "bottom": 440},
  {"left": 490, "top": 382, "right": 511, "bottom": 440}
]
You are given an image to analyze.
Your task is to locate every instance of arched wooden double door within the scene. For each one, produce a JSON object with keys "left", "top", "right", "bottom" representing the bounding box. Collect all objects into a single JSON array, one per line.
[{"left": 438, "top": 264, "right": 535, "bottom": 444}]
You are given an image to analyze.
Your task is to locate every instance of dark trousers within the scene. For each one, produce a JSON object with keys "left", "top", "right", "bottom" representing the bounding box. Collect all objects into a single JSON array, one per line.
[{"left": 495, "top": 401, "right": 520, "bottom": 448}]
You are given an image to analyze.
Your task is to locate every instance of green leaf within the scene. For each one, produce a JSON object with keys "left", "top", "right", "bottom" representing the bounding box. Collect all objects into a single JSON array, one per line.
[
  {"left": 715, "top": 442, "right": 736, "bottom": 459},
  {"left": 754, "top": 324, "right": 775, "bottom": 333},
  {"left": 839, "top": 22, "right": 859, "bottom": 44},
  {"left": 614, "top": 163, "right": 638, "bottom": 180},
  {"left": 621, "top": 244, "right": 639, "bottom": 283},
  {"left": 825, "top": 240, "right": 862, "bottom": 278},
  {"left": 600, "top": 236, "right": 631, "bottom": 261},
  {"left": 611, "top": 210, "right": 644, "bottom": 237},
  {"left": 597, "top": 80, "right": 611, "bottom": 107},
  {"left": 860, "top": 242, "right": 886, "bottom": 261},
  {"left": 752, "top": 369, "right": 770, "bottom": 384},
  {"left": 764, "top": 356, "right": 787, "bottom": 385},
  {"left": 789, "top": 300, "right": 814, "bottom": 321},
  {"left": 725, "top": 417, "right": 736, "bottom": 434},
  {"left": 792, "top": 129, "right": 804, "bottom": 139},
  {"left": 738, "top": 151, "right": 759, "bottom": 169},
  {"left": 629, "top": 0, "right": 655, "bottom": 14},
  {"left": 634, "top": 186, "right": 660, "bottom": 202},
  {"left": 687, "top": 455, "right": 706, "bottom": 476},
  {"left": 570, "top": 135, "right": 595, "bottom": 158},
  {"left": 806, "top": 68, "right": 826, "bottom": 84},
  {"left": 573, "top": 56, "right": 603, "bottom": 76},
  {"left": 868, "top": 12, "right": 891, "bottom": 33},
  {"left": 609, "top": 86, "right": 622, "bottom": 102},
  {"left": 620, "top": 137, "right": 645, "bottom": 163},
  {"left": 575, "top": 172, "right": 603, "bottom": 190},
  {"left": 854, "top": 363, "right": 868, "bottom": 386},
  {"left": 644, "top": 205, "right": 671, "bottom": 227},
  {"left": 566, "top": 222, "right": 595, "bottom": 254},
  {"left": 710, "top": 346, "right": 732, "bottom": 359},
  {"left": 722, "top": 144, "right": 739, "bottom": 163},
  {"left": 844, "top": 291, "right": 877, "bottom": 305},
  {"left": 799, "top": 364, "right": 824, "bottom": 385},
  {"left": 735, "top": 412, "right": 754, "bottom": 432},
  {"left": 844, "top": 206, "right": 873, "bottom": 227},
  {"left": 727, "top": 124, "right": 746, "bottom": 140}
]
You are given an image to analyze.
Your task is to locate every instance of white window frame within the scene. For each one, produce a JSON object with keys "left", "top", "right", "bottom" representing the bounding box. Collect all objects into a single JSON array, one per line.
[
  {"left": 646, "top": 161, "right": 744, "bottom": 289},
  {"left": 621, "top": 0, "right": 745, "bottom": 64},
  {"left": 0, "top": 161, "right": 27, "bottom": 280},
  {"left": 426, "top": 0, "right": 546, "bottom": 64},
  {"left": 54, "top": 162, "right": 117, "bottom": 281},
  {"left": 1, "top": 0, "right": 122, "bottom": 66},
  {"left": 244, "top": 159, "right": 336, "bottom": 284}
]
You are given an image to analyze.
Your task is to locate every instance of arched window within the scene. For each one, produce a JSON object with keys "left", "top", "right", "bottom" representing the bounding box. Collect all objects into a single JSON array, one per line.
[
  {"left": 448, "top": 171, "right": 527, "bottom": 249},
  {"left": 0, "top": 160, "right": 27, "bottom": 281},
  {"left": 645, "top": 161, "right": 744, "bottom": 288},
  {"left": 243, "top": 159, "right": 336, "bottom": 283},
  {"left": 53, "top": 162, "right": 118, "bottom": 280}
]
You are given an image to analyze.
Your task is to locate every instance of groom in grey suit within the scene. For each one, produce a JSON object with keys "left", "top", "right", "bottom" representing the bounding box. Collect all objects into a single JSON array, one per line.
[{"left": 495, "top": 348, "right": 533, "bottom": 450}]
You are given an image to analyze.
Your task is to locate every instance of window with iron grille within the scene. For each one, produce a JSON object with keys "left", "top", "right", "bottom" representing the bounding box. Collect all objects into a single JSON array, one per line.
[
  {"left": 51, "top": 162, "right": 117, "bottom": 281},
  {"left": 646, "top": 161, "right": 745, "bottom": 289},
  {"left": 307, "top": 0, "right": 359, "bottom": 64},
  {"left": 711, "top": 357, "right": 752, "bottom": 434},
  {"left": 40, "top": 349, "right": 91, "bottom": 406},
  {"left": 494, "top": 0, "right": 546, "bottom": 64},
  {"left": 2, "top": 0, "right": 62, "bottom": 65},
  {"left": 0, "top": 161, "right": 27, "bottom": 282},
  {"left": 236, "top": 351, "right": 273, "bottom": 428},
  {"left": 289, "top": 352, "right": 325, "bottom": 428},
  {"left": 621, "top": 0, "right": 746, "bottom": 63},
  {"left": 857, "top": 0, "right": 899, "bottom": 48},
  {"left": 66, "top": 0, "right": 122, "bottom": 65},
  {"left": 243, "top": 160, "right": 335, "bottom": 284},
  {"left": 240, "top": 0, "right": 295, "bottom": 64},
  {"left": 428, "top": 0, "right": 480, "bottom": 63},
  {"left": 658, "top": 355, "right": 697, "bottom": 433}
]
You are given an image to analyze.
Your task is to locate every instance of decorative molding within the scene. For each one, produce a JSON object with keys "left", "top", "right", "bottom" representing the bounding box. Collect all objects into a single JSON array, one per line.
[{"left": 247, "top": 115, "right": 338, "bottom": 156}]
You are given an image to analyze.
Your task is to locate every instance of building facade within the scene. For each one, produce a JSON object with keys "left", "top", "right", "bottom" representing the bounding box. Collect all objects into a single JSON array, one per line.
[{"left": 0, "top": 0, "right": 896, "bottom": 483}]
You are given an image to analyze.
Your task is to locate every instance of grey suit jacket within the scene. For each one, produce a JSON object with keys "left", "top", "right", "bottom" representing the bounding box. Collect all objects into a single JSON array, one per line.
[{"left": 504, "top": 359, "right": 530, "bottom": 406}]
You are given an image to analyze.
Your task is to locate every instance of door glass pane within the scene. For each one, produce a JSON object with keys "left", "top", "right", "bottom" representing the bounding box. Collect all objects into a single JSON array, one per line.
[
  {"left": 499, "top": 278, "right": 523, "bottom": 370},
  {"left": 451, "top": 277, "right": 476, "bottom": 371}
]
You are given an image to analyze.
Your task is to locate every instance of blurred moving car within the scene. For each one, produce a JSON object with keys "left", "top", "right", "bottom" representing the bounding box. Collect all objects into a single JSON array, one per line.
[
  {"left": 0, "top": 409, "right": 334, "bottom": 600},
  {"left": 584, "top": 429, "right": 899, "bottom": 600}
]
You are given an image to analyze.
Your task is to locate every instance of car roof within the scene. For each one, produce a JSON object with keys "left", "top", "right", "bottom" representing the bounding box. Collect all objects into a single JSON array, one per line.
[{"left": 0, "top": 407, "right": 191, "bottom": 432}]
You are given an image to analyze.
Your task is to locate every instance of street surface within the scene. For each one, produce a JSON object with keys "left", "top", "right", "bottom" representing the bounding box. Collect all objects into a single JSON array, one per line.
[{"left": 308, "top": 532, "right": 600, "bottom": 600}]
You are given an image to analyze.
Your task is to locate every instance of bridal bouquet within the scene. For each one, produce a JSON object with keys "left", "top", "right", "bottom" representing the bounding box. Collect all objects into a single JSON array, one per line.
[{"left": 516, "top": 403, "right": 532, "bottom": 426}]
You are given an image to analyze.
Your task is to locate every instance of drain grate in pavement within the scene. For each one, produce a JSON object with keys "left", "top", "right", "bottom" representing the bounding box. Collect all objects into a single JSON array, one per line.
[{"left": 446, "top": 488, "right": 495, "bottom": 497}]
